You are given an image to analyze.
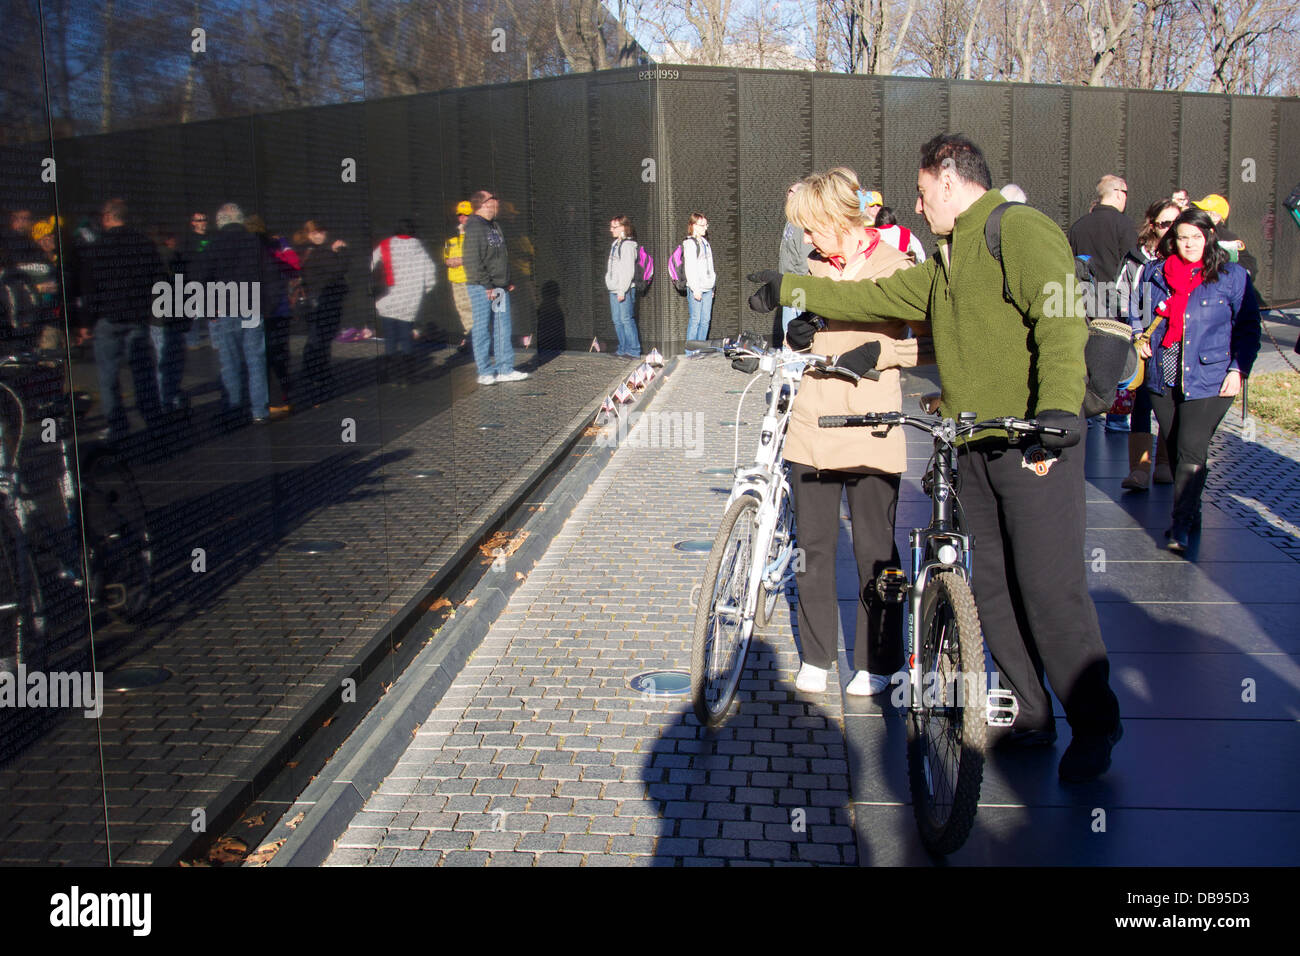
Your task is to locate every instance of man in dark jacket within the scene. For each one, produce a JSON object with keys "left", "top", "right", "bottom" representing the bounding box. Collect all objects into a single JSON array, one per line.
[
  {"left": 200, "top": 203, "right": 271, "bottom": 423},
  {"left": 1068, "top": 175, "right": 1138, "bottom": 285},
  {"left": 462, "top": 190, "right": 527, "bottom": 384},
  {"left": 750, "top": 134, "right": 1124, "bottom": 782},
  {"left": 179, "top": 210, "right": 211, "bottom": 347},
  {"left": 83, "top": 198, "right": 166, "bottom": 442}
]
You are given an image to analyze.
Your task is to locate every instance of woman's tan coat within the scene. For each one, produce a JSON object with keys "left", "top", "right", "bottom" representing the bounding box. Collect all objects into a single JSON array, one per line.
[{"left": 783, "top": 234, "right": 929, "bottom": 474}]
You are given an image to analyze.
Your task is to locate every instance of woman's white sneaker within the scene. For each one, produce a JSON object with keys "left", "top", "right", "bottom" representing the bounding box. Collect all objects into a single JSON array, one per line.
[
  {"left": 846, "top": 671, "right": 893, "bottom": 696},
  {"left": 795, "top": 662, "right": 828, "bottom": 693}
]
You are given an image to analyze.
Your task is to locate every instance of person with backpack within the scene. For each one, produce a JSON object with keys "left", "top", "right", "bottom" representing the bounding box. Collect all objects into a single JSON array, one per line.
[
  {"left": 873, "top": 206, "right": 927, "bottom": 263},
  {"left": 748, "top": 134, "right": 1124, "bottom": 783},
  {"left": 371, "top": 218, "right": 436, "bottom": 383},
  {"left": 1130, "top": 207, "right": 1260, "bottom": 552},
  {"left": 1116, "top": 199, "right": 1180, "bottom": 490},
  {"left": 682, "top": 212, "right": 715, "bottom": 346},
  {"left": 1069, "top": 175, "right": 1138, "bottom": 286},
  {"left": 604, "top": 216, "right": 641, "bottom": 358}
]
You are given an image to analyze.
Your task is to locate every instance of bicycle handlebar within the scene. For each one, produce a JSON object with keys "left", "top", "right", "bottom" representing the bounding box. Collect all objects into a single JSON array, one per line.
[
  {"left": 685, "top": 337, "right": 879, "bottom": 384},
  {"left": 818, "top": 411, "right": 1067, "bottom": 439}
]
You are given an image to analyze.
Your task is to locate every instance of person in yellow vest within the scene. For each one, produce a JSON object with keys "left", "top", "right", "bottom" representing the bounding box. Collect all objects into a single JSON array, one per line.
[{"left": 443, "top": 201, "right": 474, "bottom": 350}]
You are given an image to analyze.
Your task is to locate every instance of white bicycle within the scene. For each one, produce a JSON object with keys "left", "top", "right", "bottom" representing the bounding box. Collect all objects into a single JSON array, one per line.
[{"left": 686, "top": 333, "right": 865, "bottom": 727}]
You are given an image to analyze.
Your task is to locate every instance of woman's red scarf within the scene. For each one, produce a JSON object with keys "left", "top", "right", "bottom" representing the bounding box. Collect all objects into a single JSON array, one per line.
[
  {"left": 825, "top": 229, "right": 881, "bottom": 273},
  {"left": 1156, "top": 254, "right": 1204, "bottom": 347}
]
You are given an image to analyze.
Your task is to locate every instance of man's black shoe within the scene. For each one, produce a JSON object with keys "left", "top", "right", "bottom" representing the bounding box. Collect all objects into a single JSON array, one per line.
[
  {"left": 994, "top": 725, "right": 1058, "bottom": 750},
  {"left": 1058, "top": 721, "right": 1123, "bottom": 782}
]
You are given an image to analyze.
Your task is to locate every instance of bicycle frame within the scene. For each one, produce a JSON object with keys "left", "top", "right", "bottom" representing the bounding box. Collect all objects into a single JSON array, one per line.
[
  {"left": 721, "top": 346, "right": 836, "bottom": 610},
  {"left": 823, "top": 410, "right": 1064, "bottom": 726}
]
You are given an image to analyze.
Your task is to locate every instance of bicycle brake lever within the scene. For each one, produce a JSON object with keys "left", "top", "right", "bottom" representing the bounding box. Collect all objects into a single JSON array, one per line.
[{"left": 825, "top": 364, "right": 863, "bottom": 384}]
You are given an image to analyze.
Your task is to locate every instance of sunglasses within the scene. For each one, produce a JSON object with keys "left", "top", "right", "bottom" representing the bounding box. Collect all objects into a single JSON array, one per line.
[{"left": 1154, "top": 219, "right": 1177, "bottom": 228}]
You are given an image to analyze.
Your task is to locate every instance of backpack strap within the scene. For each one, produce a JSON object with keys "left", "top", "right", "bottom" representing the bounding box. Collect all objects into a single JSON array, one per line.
[
  {"left": 896, "top": 225, "right": 912, "bottom": 255},
  {"left": 984, "top": 200, "right": 1021, "bottom": 305}
]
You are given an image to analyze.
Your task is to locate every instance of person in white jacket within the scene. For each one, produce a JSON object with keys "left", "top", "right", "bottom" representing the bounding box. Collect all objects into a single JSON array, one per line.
[
  {"left": 604, "top": 216, "right": 640, "bottom": 357},
  {"left": 683, "top": 212, "right": 715, "bottom": 345},
  {"left": 372, "top": 220, "right": 435, "bottom": 382}
]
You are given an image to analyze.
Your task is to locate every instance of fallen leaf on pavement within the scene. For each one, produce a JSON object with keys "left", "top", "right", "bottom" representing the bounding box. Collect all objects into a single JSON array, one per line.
[
  {"left": 207, "top": 836, "right": 248, "bottom": 864},
  {"left": 245, "top": 839, "right": 286, "bottom": 867}
]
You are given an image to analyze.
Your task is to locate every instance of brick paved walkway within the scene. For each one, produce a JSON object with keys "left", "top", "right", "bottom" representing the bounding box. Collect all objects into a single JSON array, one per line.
[
  {"left": 328, "top": 354, "right": 1299, "bottom": 866},
  {"left": 0, "top": 342, "right": 631, "bottom": 864},
  {"left": 327, "top": 357, "right": 858, "bottom": 866}
]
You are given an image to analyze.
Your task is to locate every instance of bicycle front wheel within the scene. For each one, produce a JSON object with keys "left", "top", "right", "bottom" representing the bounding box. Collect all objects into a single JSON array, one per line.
[
  {"left": 690, "top": 495, "right": 760, "bottom": 727},
  {"left": 754, "top": 488, "right": 793, "bottom": 630},
  {"left": 906, "top": 570, "right": 987, "bottom": 855}
]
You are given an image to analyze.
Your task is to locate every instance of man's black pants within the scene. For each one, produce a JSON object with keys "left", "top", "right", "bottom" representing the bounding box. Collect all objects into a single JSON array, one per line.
[
  {"left": 789, "top": 463, "right": 904, "bottom": 675},
  {"left": 958, "top": 439, "right": 1120, "bottom": 736}
]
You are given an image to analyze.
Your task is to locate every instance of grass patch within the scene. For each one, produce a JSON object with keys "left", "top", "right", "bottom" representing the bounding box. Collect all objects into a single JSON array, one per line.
[{"left": 1239, "top": 371, "right": 1300, "bottom": 434}]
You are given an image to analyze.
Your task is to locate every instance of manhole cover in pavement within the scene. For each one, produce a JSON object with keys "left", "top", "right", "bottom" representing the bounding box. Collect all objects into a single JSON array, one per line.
[
  {"left": 699, "top": 467, "right": 732, "bottom": 475},
  {"left": 106, "top": 666, "right": 173, "bottom": 691},
  {"left": 288, "top": 540, "right": 346, "bottom": 553},
  {"left": 674, "top": 540, "right": 712, "bottom": 552},
  {"left": 478, "top": 423, "right": 505, "bottom": 430},
  {"left": 628, "top": 671, "right": 690, "bottom": 696}
]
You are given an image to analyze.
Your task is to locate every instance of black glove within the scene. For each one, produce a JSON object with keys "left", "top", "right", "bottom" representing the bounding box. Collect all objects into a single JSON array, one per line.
[
  {"left": 731, "top": 356, "right": 759, "bottom": 374},
  {"left": 746, "top": 270, "right": 783, "bottom": 313},
  {"left": 834, "top": 341, "right": 881, "bottom": 378},
  {"left": 1035, "top": 409, "right": 1083, "bottom": 450},
  {"left": 785, "top": 314, "right": 825, "bottom": 350}
]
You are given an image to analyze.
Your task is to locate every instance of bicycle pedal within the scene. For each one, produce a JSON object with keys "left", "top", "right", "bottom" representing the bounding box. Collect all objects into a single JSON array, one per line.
[
  {"left": 986, "top": 688, "right": 1019, "bottom": 727},
  {"left": 875, "top": 568, "right": 909, "bottom": 603}
]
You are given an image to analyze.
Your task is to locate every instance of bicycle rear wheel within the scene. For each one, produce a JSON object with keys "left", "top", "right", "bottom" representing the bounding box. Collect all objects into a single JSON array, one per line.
[
  {"left": 0, "top": 513, "right": 45, "bottom": 673},
  {"left": 690, "top": 495, "right": 760, "bottom": 727},
  {"left": 906, "top": 570, "right": 987, "bottom": 855},
  {"left": 79, "top": 449, "right": 153, "bottom": 625}
]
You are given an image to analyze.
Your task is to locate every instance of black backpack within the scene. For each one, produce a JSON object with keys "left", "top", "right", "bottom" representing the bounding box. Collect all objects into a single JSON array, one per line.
[{"left": 984, "top": 202, "right": 1137, "bottom": 418}]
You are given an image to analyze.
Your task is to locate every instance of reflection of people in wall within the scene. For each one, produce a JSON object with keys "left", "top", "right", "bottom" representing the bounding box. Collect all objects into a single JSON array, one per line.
[
  {"left": 443, "top": 201, "right": 474, "bottom": 351},
  {"left": 463, "top": 191, "right": 528, "bottom": 385}
]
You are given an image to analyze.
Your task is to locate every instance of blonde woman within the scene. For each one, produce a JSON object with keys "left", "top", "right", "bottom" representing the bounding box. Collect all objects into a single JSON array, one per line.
[{"left": 783, "top": 168, "right": 929, "bottom": 695}]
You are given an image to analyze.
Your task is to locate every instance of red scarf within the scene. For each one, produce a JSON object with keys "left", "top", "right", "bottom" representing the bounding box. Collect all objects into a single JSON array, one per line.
[
  {"left": 825, "top": 229, "right": 882, "bottom": 273},
  {"left": 1156, "top": 254, "right": 1203, "bottom": 348}
]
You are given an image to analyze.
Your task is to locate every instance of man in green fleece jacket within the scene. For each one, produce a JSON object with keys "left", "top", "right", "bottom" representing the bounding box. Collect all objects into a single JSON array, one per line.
[{"left": 750, "top": 135, "right": 1122, "bottom": 782}]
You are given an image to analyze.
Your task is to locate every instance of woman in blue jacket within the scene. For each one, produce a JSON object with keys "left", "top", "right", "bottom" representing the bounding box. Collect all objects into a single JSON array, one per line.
[{"left": 1131, "top": 207, "right": 1260, "bottom": 551}]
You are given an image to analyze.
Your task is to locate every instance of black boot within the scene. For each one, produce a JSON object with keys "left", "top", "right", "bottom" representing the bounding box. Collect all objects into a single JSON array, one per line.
[{"left": 1166, "top": 462, "right": 1205, "bottom": 552}]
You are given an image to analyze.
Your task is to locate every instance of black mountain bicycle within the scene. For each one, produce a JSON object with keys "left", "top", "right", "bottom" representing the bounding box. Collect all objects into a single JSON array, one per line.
[
  {"left": 819, "top": 406, "right": 1065, "bottom": 855},
  {"left": 0, "top": 352, "right": 152, "bottom": 675}
]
